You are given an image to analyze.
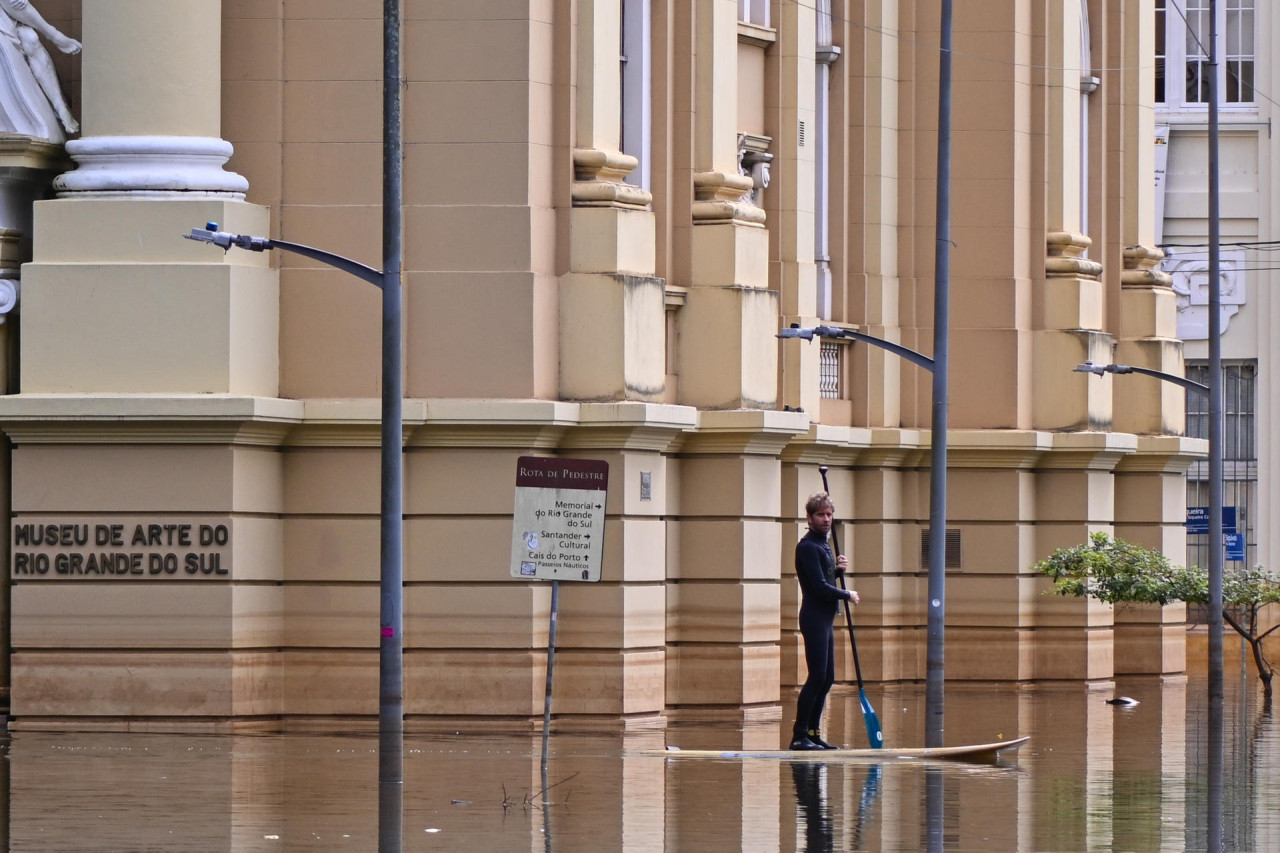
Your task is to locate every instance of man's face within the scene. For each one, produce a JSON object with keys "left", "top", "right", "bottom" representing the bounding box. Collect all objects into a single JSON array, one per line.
[{"left": 807, "top": 504, "right": 834, "bottom": 535}]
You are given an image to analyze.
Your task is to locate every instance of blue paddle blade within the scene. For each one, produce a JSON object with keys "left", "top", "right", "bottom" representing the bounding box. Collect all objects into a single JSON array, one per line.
[{"left": 860, "top": 689, "right": 884, "bottom": 748}]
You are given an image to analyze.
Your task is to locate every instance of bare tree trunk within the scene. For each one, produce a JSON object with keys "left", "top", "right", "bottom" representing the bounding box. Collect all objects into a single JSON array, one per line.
[{"left": 1225, "top": 610, "right": 1276, "bottom": 698}]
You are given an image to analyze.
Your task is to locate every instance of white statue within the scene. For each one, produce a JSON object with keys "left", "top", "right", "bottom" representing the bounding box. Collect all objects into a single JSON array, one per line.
[{"left": 0, "top": 0, "right": 80, "bottom": 142}]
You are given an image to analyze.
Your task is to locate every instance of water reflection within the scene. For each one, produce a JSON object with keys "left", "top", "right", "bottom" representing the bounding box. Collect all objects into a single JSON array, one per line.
[
  {"left": 790, "top": 761, "right": 881, "bottom": 852},
  {"left": 0, "top": 674, "right": 1275, "bottom": 851},
  {"left": 790, "top": 762, "right": 833, "bottom": 851}
]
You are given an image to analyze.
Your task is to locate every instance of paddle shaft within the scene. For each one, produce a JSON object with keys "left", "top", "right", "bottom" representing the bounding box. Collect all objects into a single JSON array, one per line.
[
  {"left": 818, "top": 467, "right": 882, "bottom": 747},
  {"left": 818, "top": 467, "right": 868, "bottom": 688}
]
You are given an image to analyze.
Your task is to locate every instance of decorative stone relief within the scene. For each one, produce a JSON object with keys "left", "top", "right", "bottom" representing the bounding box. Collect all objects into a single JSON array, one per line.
[
  {"left": 0, "top": 0, "right": 80, "bottom": 143},
  {"left": 737, "top": 132, "right": 772, "bottom": 206},
  {"left": 0, "top": 271, "right": 16, "bottom": 323},
  {"left": 1165, "top": 250, "right": 1246, "bottom": 340},
  {"left": 0, "top": 224, "right": 21, "bottom": 324}
]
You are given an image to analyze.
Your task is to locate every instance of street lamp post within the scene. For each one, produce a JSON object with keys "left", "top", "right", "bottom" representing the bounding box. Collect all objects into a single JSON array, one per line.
[
  {"left": 197, "top": 3, "right": 405, "bottom": 849},
  {"left": 187, "top": 223, "right": 404, "bottom": 836},
  {"left": 187, "top": 224, "right": 405, "bottom": 845},
  {"left": 1205, "top": 2, "right": 1226, "bottom": 847},
  {"left": 1073, "top": 361, "right": 1217, "bottom": 670},
  {"left": 1076, "top": 357, "right": 1222, "bottom": 846}
]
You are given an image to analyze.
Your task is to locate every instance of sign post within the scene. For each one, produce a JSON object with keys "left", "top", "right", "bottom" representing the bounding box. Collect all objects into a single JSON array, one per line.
[{"left": 510, "top": 456, "right": 608, "bottom": 770}]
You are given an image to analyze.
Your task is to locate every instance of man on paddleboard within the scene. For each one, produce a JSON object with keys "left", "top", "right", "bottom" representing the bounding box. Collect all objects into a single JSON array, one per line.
[{"left": 791, "top": 492, "right": 859, "bottom": 750}]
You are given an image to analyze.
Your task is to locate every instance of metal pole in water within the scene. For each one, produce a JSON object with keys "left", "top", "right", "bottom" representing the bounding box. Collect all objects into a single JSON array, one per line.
[
  {"left": 542, "top": 579, "right": 560, "bottom": 770},
  {"left": 926, "top": 0, "right": 953, "bottom": 749},
  {"left": 1205, "top": 1, "right": 1224, "bottom": 849},
  {"left": 541, "top": 579, "right": 559, "bottom": 852},
  {"left": 379, "top": 0, "right": 405, "bottom": 849}
]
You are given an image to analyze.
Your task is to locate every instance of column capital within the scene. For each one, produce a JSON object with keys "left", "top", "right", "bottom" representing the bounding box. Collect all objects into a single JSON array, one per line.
[
  {"left": 1121, "top": 243, "right": 1172, "bottom": 288},
  {"left": 692, "top": 170, "right": 765, "bottom": 225},
  {"left": 572, "top": 148, "right": 651, "bottom": 209},
  {"left": 1046, "top": 231, "right": 1103, "bottom": 280}
]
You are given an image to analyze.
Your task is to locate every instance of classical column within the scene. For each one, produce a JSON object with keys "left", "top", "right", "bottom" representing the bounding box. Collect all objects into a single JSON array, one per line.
[
  {"left": 840, "top": 1, "right": 904, "bottom": 429},
  {"left": 776, "top": 0, "right": 823, "bottom": 417},
  {"left": 1107, "top": 0, "right": 1183, "bottom": 437},
  {"left": 560, "top": 0, "right": 666, "bottom": 402},
  {"left": 1032, "top": 2, "right": 1114, "bottom": 431},
  {"left": 677, "top": 0, "right": 777, "bottom": 409},
  {"left": 55, "top": 0, "right": 246, "bottom": 197},
  {"left": 666, "top": 411, "right": 808, "bottom": 716},
  {"left": 1112, "top": 438, "right": 1200, "bottom": 676}
]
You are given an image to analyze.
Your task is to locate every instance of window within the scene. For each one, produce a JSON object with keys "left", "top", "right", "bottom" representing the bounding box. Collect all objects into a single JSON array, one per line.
[
  {"left": 1224, "top": 0, "right": 1255, "bottom": 103},
  {"left": 815, "top": 0, "right": 839, "bottom": 319},
  {"left": 1156, "top": 0, "right": 1167, "bottom": 103},
  {"left": 1079, "top": 4, "right": 1096, "bottom": 244},
  {"left": 1184, "top": 0, "right": 1210, "bottom": 105},
  {"left": 1156, "top": 0, "right": 1255, "bottom": 109},
  {"left": 1185, "top": 361, "right": 1257, "bottom": 571},
  {"left": 739, "top": 0, "right": 769, "bottom": 28},
  {"left": 819, "top": 341, "right": 841, "bottom": 398},
  {"left": 621, "top": 0, "right": 651, "bottom": 189}
]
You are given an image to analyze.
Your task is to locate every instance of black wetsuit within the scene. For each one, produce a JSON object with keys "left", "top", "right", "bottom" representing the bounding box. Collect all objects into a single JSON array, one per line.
[{"left": 793, "top": 527, "right": 851, "bottom": 741}]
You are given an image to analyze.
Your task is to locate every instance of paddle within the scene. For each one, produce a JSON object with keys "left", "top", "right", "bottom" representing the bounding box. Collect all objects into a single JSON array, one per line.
[{"left": 818, "top": 466, "right": 884, "bottom": 749}]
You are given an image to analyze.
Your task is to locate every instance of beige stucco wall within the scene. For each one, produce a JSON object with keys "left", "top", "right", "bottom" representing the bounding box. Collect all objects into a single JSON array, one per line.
[{"left": 0, "top": 0, "right": 1202, "bottom": 731}]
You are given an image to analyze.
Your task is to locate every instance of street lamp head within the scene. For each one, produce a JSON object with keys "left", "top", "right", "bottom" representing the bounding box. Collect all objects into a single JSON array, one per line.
[
  {"left": 183, "top": 223, "right": 272, "bottom": 253},
  {"left": 777, "top": 324, "right": 855, "bottom": 341},
  {"left": 1074, "top": 362, "right": 1108, "bottom": 376},
  {"left": 185, "top": 223, "right": 234, "bottom": 250},
  {"left": 813, "top": 325, "right": 850, "bottom": 339},
  {"left": 777, "top": 324, "right": 816, "bottom": 341}
]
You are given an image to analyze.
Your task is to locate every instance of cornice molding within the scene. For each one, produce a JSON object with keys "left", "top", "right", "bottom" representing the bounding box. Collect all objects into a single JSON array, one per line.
[
  {"left": 1113, "top": 435, "right": 1208, "bottom": 473},
  {"left": 678, "top": 409, "right": 809, "bottom": 455},
  {"left": 0, "top": 394, "right": 301, "bottom": 445}
]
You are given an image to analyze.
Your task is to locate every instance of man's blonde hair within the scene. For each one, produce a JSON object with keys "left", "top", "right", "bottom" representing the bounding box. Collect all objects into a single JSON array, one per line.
[{"left": 805, "top": 492, "right": 833, "bottom": 516}]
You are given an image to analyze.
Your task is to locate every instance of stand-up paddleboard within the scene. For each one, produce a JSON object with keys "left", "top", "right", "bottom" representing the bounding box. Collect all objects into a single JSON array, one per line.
[{"left": 647, "top": 736, "right": 1028, "bottom": 765}]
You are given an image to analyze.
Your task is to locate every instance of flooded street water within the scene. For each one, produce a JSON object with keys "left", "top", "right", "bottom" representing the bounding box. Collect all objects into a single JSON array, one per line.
[{"left": 2, "top": 674, "right": 1276, "bottom": 851}]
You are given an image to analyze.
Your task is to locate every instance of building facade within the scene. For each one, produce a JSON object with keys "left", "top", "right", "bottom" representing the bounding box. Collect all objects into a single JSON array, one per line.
[
  {"left": 1154, "top": 0, "right": 1274, "bottom": 589},
  {"left": 0, "top": 0, "right": 1199, "bottom": 732}
]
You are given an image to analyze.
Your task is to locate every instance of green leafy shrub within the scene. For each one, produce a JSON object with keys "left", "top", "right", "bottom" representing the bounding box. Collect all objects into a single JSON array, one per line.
[{"left": 1034, "top": 532, "right": 1280, "bottom": 696}]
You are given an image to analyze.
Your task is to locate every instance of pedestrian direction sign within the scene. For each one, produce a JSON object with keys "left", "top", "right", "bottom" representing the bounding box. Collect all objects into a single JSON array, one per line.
[{"left": 510, "top": 456, "right": 608, "bottom": 582}]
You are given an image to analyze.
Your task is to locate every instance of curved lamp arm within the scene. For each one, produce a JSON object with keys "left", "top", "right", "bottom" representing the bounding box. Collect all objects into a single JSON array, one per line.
[
  {"left": 1074, "top": 361, "right": 1209, "bottom": 396},
  {"left": 779, "top": 324, "right": 935, "bottom": 372},
  {"left": 185, "top": 223, "right": 385, "bottom": 289}
]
